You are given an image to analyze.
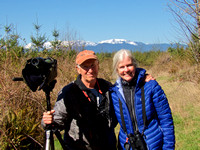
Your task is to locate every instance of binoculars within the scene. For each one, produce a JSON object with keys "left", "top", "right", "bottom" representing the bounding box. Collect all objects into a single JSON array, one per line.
[{"left": 124, "top": 132, "right": 147, "bottom": 150}]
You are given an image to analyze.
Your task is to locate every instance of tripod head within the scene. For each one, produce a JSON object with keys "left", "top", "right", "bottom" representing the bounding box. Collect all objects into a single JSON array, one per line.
[{"left": 13, "top": 57, "right": 57, "bottom": 92}]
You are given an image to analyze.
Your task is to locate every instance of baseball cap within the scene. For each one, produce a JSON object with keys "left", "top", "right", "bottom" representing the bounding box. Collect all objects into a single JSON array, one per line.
[{"left": 76, "top": 50, "right": 97, "bottom": 65}]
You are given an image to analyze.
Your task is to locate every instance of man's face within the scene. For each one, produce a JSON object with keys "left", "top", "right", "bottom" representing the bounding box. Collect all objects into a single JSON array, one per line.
[{"left": 77, "top": 59, "right": 99, "bottom": 84}]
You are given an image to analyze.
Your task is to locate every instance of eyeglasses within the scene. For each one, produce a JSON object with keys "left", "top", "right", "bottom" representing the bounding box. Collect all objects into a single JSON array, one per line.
[{"left": 77, "top": 63, "right": 97, "bottom": 71}]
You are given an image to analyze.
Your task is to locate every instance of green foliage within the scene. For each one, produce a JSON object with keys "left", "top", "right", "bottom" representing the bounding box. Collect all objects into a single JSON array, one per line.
[
  {"left": 66, "top": 49, "right": 77, "bottom": 59},
  {"left": 31, "top": 35, "right": 47, "bottom": 50},
  {"left": 187, "top": 41, "right": 200, "bottom": 63},
  {"left": 167, "top": 45, "right": 184, "bottom": 57},
  {"left": 0, "top": 24, "right": 19, "bottom": 49},
  {"left": 0, "top": 23, "right": 27, "bottom": 62},
  {"left": 133, "top": 50, "right": 162, "bottom": 66},
  {"left": 167, "top": 43, "right": 200, "bottom": 65},
  {"left": 1, "top": 35, "right": 19, "bottom": 49},
  {"left": 173, "top": 112, "right": 200, "bottom": 149},
  {"left": 54, "top": 139, "right": 63, "bottom": 150},
  {"left": 96, "top": 52, "right": 112, "bottom": 62},
  {"left": 51, "top": 28, "right": 62, "bottom": 50},
  {"left": 0, "top": 109, "right": 43, "bottom": 149},
  {"left": 167, "top": 44, "right": 190, "bottom": 60},
  {"left": 0, "top": 19, "right": 200, "bottom": 150},
  {"left": 30, "top": 22, "right": 47, "bottom": 51}
]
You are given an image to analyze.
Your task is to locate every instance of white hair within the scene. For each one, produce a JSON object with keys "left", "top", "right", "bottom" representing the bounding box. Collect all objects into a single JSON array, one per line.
[{"left": 112, "top": 49, "right": 138, "bottom": 79}]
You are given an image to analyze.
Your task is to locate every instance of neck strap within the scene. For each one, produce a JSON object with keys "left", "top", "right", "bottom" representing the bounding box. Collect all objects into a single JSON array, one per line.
[{"left": 82, "top": 80, "right": 102, "bottom": 102}]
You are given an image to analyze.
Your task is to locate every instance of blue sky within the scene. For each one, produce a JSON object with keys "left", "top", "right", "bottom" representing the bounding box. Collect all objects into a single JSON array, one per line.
[{"left": 0, "top": 0, "right": 183, "bottom": 45}]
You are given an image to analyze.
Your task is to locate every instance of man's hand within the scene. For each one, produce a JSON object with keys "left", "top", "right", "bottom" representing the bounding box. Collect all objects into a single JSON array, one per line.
[
  {"left": 145, "top": 74, "right": 155, "bottom": 82},
  {"left": 43, "top": 110, "right": 55, "bottom": 124}
]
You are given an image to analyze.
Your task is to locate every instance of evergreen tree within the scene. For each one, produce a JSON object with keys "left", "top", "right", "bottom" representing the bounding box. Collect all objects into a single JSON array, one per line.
[
  {"left": 51, "top": 28, "right": 61, "bottom": 50},
  {"left": 30, "top": 20, "right": 47, "bottom": 52}
]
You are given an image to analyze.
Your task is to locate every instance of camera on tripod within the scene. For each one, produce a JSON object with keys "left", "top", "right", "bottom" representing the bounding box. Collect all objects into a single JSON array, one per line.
[
  {"left": 12, "top": 57, "right": 68, "bottom": 150},
  {"left": 13, "top": 57, "right": 57, "bottom": 92}
]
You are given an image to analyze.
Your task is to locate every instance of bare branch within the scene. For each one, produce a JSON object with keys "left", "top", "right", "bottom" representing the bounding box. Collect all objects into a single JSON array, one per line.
[{"left": 168, "top": 4, "right": 199, "bottom": 39}]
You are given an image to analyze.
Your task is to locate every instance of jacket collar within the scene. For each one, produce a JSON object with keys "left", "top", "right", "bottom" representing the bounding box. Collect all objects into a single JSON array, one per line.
[{"left": 75, "top": 74, "right": 91, "bottom": 91}]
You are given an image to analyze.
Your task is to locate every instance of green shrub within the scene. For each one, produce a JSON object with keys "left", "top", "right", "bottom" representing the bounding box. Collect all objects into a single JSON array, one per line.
[
  {"left": 0, "top": 109, "right": 43, "bottom": 149},
  {"left": 133, "top": 50, "right": 162, "bottom": 66}
]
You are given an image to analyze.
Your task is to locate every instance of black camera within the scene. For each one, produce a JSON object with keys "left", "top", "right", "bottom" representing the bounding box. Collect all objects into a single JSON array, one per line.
[
  {"left": 125, "top": 132, "right": 147, "bottom": 150},
  {"left": 21, "top": 57, "right": 57, "bottom": 92}
]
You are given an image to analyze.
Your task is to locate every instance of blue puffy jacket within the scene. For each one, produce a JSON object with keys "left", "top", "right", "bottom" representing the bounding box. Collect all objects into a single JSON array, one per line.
[{"left": 110, "top": 68, "right": 175, "bottom": 150}]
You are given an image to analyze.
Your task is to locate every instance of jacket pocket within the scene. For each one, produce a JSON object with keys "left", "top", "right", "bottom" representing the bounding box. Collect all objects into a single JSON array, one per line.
[{"left": 143, "top": 119, "right": 163, "bottom": 150}]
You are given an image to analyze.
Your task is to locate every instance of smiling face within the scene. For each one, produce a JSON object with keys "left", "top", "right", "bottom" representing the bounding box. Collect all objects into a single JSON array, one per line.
[
  {"left": 117, "top": 54, "right": 136, "bottom": 82},
  {"left": 76, "top": 59, "right": 99, "bottom": 88}
]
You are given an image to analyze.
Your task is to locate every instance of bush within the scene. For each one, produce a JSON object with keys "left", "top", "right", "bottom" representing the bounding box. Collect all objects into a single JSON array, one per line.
[
  {"left": 0, "top": 109, "right": 43, "bottom": 149},
  {"left": 133, "top": 50, "right": 162, "bottom": 67}
]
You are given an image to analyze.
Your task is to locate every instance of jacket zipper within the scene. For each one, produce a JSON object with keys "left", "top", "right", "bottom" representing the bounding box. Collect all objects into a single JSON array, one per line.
[
  {"left": 116, "top": 89, "right": 134, "bottom": 134},
  {"left": 130, "top": 87, "right": 139, "bottom": 133}
]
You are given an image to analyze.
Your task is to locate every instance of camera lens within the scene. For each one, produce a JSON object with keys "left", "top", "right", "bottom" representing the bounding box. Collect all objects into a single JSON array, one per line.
[{"left": 31, "top": 58, "right": 40, "bottom": 66}]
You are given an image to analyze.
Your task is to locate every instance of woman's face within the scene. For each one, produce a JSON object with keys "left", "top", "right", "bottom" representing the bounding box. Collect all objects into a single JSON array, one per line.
[{"left": 117, "top": 55, "right": 136, "bottom": 82}]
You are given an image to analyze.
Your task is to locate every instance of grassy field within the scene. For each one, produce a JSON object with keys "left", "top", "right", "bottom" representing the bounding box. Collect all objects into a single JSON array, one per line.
[
  {"left": 54, "top": 71, "right": 200, "bottom": 150},
  {"left": 157, "top": 76, "right": 200, "bottom": 149},
  {"left": 146, "top": 63, "right": 200, "bottom": 149},
  {"left": 1, "top": 51, "right": 200, "bottom": 149}
]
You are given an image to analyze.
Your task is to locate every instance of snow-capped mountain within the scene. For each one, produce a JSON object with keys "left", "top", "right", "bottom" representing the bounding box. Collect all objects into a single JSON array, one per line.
[
  {"left": 85, "top": 39, "right": 186, "bottom": 52},
  {"left": 24, "top": 43, "right": 33, "bottom": 49},
  {"left": 98, "top": 39, "right": 137, "bottom": 45},
  {"left": 24, "top": 39, "right": 185, "bottom": 53}
]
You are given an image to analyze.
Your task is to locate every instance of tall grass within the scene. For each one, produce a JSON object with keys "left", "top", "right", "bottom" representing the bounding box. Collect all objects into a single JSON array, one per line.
[
  {"left": 0, "top": 46, "right": 200, "bottom": 149},
  {"left": 155, "top": 76, "right": 200, "bottom": 149}
]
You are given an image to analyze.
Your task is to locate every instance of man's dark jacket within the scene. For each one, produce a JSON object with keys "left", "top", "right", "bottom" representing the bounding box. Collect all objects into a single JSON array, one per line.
[{"left": 42, "top": 75, "right": 117, "bottom": 150}]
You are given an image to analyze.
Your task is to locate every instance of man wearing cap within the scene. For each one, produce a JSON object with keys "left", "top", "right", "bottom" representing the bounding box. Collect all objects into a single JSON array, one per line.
[{"left": 42, "top": 50, "right": 117, "bottom": 150}]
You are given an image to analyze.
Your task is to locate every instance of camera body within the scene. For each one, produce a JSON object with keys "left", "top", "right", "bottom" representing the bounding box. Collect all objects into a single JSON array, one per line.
[
  {"left": 126, "top": 132, "right": 147, "bottom": 150},
  {"left": 22, "top": 57, "right": 57, "bottom": 92}
]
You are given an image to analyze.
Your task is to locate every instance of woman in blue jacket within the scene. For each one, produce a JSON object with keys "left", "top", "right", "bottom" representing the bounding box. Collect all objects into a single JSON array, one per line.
[{"left": 110, "top": 49, "right": 175, "bottom": 150}]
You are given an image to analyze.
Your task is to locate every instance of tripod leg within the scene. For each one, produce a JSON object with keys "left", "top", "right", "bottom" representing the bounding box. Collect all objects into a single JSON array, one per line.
[
  {"left": 45, "top": 130, "right": 51, "bottom": 150},
  {"left": 50, "top": 130, "right": 55, "bottom": 150},
  {"left": 45, "top": 130, "right": 55, "bottom": 150}
]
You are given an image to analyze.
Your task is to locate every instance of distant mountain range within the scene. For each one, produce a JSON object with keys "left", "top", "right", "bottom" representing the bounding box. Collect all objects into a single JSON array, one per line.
[{"left": 25, "top": 39, "right": 186, "bottom": 53}]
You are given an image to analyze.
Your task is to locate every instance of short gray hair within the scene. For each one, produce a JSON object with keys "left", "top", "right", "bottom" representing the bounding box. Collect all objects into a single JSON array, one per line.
[{"left": 112, "top": 49, "right": 138, "bottom": 79}]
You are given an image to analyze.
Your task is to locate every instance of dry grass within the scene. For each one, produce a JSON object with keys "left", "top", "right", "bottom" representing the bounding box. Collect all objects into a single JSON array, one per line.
[
  {"left": 1, "top": 52, "right": 200, "bottom": 149},
  {"left": 147, "top": 64, "right": 200, "bottom": 149},
  {"left": 153, "top": 72, "right": 200, "bottom": 119}
]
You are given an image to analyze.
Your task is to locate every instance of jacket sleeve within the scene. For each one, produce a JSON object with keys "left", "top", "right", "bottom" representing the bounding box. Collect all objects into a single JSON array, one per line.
[
  {"left": 151, "top": 81, "right": 175, "bottom": 149},
  {"left": 52, "top": 98, "right": 69, "bottom": 130}
]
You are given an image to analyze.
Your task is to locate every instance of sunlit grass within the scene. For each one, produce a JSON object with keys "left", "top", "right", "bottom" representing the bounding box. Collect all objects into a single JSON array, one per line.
[
  {"left": 0, "top": 50, "right": 200, "bottom": 149},
  {"left": 156, "top": 75, "right": 200, "bottom": 149},
  {"left": 54, "top": 139, "right": 63, "bottom": 150}
]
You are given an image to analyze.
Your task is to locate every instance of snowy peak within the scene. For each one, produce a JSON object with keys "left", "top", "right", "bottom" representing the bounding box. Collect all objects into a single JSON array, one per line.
[
  {"left": 78, "top": 40, "right": 97, "bottom": 46},
  {"left": 98, "top": 39, "right": 137, "bottom": 45},
  {"left": 24, "top": 43, "right": 33, "bottom": 49},
  {"left": 24, "top": 39, "right": 138, "bottom": 49},
  {"left": 24, "top": 39, "right": 185, "bottom": 53}
]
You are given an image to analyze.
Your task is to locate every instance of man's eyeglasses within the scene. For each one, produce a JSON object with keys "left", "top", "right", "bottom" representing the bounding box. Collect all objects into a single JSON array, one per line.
[{"left": 77, "top": 63, "right": 97, "bottom": 71}]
